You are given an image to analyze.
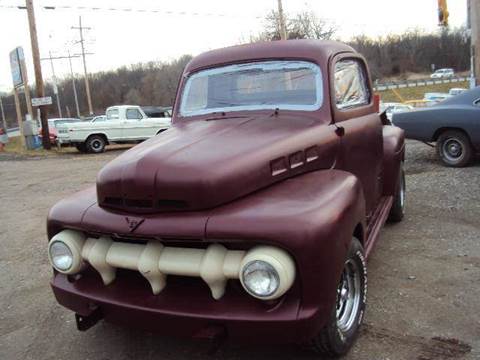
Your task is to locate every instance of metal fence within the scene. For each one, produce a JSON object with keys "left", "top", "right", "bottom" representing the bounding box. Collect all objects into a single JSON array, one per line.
[{"left": 373, "top": 77, "right": 469, "bottom": 91}]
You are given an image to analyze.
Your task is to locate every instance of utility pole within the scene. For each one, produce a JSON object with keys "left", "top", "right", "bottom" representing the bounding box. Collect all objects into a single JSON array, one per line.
[
  {"left": 26, "top": 0, "right": 50, "bottom": 149},
  {"left": 68, "top": 50, "right": 81, "bottom": 118},
  {"left": 470, "top": 0, "right": 480, "bottom": 86},
  {"left": 277, "top": 0, "right": 288, "bottom": 40},
  {"left": 0, "top": 97, "right": 7, "bottom": 131},
  {"left": 72, "top": 16, "right": 93, "bottom": 115},
  {"left": 48, "top": 51, "right": 62, "bottom": 117},
  {"left": 40, "top": 53, "right": 82, "bottom": 118}
]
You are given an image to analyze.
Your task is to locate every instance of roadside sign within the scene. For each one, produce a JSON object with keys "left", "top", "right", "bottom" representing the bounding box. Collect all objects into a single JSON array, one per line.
[
  {"left": 31, "top": 96, "right": 53, "bottom": 107},
  {"left": 9, "top": 47, "right": 24, "bottom": 88}
]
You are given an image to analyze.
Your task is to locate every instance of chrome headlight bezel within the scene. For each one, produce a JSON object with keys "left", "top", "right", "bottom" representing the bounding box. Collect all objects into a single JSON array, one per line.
[
  {"left": 49, "top": 240, "right": 74, "bottom": 271},
  {"left": 48, "top": 230, "right": 86, "bottom": 274},
  {"left": 239, "top": 246, "right": 296, "bottom": 300},
  {"left": 241, "top": 260, "right": 280, "bottom": 298}
]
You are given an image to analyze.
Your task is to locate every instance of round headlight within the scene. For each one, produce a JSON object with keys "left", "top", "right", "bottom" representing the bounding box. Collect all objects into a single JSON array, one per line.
[
  {"left": 241, "top": 260, "right": 279, "bottom": 298},
  {"left": 49, "top": 241, "right": 73, "bottom": 271}
]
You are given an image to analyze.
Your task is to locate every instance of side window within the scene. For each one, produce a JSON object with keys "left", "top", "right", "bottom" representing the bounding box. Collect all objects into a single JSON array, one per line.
[
  {"left": 334, "top": 59, "right": 370, "bottom": 110},
  {"left": 106, "top": 108, "right": 119, "bottom": 120},
  {"left": 126, "top": 108, "right": 143, "bottom": 120}
]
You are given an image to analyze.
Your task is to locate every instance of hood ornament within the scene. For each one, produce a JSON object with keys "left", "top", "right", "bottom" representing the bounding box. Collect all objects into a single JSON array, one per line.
[{"left": 125, "top": 217, "right": 145, "bottom": 233}]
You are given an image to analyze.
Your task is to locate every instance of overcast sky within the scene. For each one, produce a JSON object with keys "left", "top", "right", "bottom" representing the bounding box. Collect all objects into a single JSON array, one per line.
[{"left": 0, "top": 0, "right": 468, "bottom": 93}]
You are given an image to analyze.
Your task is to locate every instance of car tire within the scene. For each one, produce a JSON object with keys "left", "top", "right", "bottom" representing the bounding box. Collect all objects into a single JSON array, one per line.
[
  {"left": 307, "top": 238, "right": 367, "bottom": 358},
  {"left": 86, "top": 135, "right": 106, "bottom": 153},
  {"left": 75, "top": 143, "right": 87, "bottom": 153},
  {"left": 437, "top": 130, "right": 473, "bottom": 167},
  {"left": 388, "top": 163, "right": 405, "bottom": 222}
]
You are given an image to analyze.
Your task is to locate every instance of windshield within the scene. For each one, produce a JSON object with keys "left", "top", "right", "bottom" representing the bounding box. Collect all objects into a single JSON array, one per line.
[{"left": 180, "top": 60, "right": 323, "bottom": 117}]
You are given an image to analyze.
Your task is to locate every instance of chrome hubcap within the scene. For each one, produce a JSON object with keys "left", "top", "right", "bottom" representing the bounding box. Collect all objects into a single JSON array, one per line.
[
  {"left": 443, "top": 139, "right": 463, "bottom": 161},
  {"left": 336, "top": 259, "right": 361, "bottom": 333},
  {"left": 92, "top": 140, "right": 102, "bottom": 150}
]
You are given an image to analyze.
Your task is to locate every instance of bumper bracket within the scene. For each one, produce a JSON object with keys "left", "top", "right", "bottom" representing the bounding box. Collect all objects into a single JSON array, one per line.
[{"left": 75, "top": 307, "right": 103, "bottom": 331}]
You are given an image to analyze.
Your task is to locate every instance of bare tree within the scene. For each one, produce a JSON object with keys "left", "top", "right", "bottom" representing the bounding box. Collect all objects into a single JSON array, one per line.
[{"left": 252, "top": 10, "right": 336, "bottom": 42}]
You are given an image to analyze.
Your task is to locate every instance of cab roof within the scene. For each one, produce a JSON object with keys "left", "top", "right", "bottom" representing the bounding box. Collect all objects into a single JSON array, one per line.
[{"left": 184, "top": 39, "right": 356, "bottom": 74}]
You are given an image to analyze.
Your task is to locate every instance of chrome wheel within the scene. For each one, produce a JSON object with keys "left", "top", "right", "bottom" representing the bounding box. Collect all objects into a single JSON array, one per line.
[
  {"left": 336, "top": 259, "right": 362, "bottom": 333},
  {"left": 442, "top": 138, "right": 463, "bottom": 162}
]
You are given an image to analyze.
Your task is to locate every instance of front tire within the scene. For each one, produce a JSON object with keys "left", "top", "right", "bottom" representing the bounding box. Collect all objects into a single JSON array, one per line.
[
  {"left": 437, "top": 130, "right": 473, "bottom": 167},
  {"left": 86, "top": 135, "right": 106, "bottom": 153},
  {"left": 308, "top": 238, "right": 367, "bottom": 358}
]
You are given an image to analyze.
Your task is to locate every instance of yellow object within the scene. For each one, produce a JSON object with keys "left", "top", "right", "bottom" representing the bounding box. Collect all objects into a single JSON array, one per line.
[{"left": 438, "top": 0, "right": 449, "bottom": 27}]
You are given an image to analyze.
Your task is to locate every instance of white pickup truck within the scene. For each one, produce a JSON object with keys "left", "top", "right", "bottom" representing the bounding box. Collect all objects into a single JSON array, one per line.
[{"left": 56, "top": 105, "right": 172, "bottom": 153}]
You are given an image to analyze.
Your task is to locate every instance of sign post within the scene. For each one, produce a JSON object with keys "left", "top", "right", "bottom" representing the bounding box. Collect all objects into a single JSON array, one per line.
[{"left": 9, "top": 47, "right": 26, "bottom": 148}]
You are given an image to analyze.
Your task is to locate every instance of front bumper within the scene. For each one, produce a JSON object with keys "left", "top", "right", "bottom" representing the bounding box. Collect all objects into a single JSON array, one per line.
[{"left": 51, "top": 269, "right": 322, "bottom": 343}]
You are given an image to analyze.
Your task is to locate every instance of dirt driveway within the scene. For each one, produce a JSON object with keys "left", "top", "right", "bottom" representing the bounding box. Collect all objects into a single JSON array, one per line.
[{"left": 0, "top": 141, "right": 479, "bottom": 360}]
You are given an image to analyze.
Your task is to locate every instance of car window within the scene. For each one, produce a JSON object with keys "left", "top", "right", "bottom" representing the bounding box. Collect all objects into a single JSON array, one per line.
[
  {"left": 334, "top": 59, "right": 370, "bottom": 110},
  {"left": 126, "top": 108, "right": 143, "bottom": 120},
  {"left": 106, "top": 108, "right": 119, "bottom": 120}
]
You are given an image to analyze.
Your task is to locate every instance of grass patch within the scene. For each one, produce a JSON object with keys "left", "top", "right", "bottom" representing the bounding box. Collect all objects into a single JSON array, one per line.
[
  {"left": 2, "top": 136, "right": 77, "bottom": 156},
  {"left": 376, "top": 81, "right": 469, "bottom": 103}
]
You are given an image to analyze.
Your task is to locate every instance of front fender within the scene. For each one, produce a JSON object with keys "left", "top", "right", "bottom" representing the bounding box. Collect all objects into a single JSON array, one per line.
[
  {"left": 382, "top": 125, "right": 405, "bottom": 196},
  {"left": 206, "top": 169, "right": 366, "bottom": 336}
]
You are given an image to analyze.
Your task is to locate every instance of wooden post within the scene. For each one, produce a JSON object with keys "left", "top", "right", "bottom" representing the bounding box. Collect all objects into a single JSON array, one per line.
[
  {"left": 471, "top": 0, "right": 480, "bottom": 86},
  {"left": 0, "top": 97, "right": 7, "bottom": 131},
  {"left": 13, "top": 88, "right": 26, "bottom": 148},
  {"left": 26, "top": 0, "right": 51, "bottom": 149}
]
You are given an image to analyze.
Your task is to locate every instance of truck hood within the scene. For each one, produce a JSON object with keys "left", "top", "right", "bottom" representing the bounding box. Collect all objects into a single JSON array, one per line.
[{"left": 96, "top": 114, "right": 339, "bottom": 213}]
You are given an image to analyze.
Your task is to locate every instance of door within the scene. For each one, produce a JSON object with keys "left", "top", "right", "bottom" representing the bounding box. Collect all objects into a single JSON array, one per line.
[
  {"left": 331, "top": 56, "right": 383, "bottom": 217},
  {"left": 104, "top": 107, "right": 124, "bottom": 140},
  {"left": 122, "top": 107, "right": 149, "bottom": 139}
]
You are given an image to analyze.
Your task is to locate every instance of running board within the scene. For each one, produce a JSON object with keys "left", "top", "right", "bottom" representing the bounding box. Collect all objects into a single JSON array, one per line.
[{"left": 364, "top": 196, "right": 393, "bottom": 258}]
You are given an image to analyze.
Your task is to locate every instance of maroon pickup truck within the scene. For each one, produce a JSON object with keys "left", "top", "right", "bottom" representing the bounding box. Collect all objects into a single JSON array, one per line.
[{"left": 46, "top": 40, "right": 405, "bottom": 357}]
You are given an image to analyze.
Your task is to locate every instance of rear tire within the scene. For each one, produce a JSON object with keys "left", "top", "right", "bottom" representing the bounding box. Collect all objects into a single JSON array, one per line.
[
  {"left": 307, "top": 238, "right": 367, "bottom": 358},
  {"left": 86, "top": 135, "right": 106, "bottom": 153},
  {"left": 437, "top": 130, "right": 473, "bottom": 167},
  {"left": 388, "top": 163, "right": 405, "bottom": 222}
]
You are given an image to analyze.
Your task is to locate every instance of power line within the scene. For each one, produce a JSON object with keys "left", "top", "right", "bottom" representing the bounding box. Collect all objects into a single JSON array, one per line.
[{"left": 0, "top": 4, "right": 264, "bottom": 19}]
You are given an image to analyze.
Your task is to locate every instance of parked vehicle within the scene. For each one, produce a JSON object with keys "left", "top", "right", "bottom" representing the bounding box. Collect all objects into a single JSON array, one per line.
[
  {"left": 39, "top": 118, "right": 81, "bottom": 145},
  {"left": 393, "top": 86, "right": 480, "bottom": 167},
  {"left": 423, "top": 92, "right": 451, "bottom": 103},
  {"left": 449, "top": 87, "right": 467, "bottom": 96},
  {"left": 46, "top": 40, "right": 405, "bottom": 358},
  {"left": 56, "top": 105, "right": 171, "bottom": 153},
  {"left": 430, "top": 68, "right": 454, "bottom": 78},
  {"left": 380, "top": 102, "right": 413, "bottom": 122}
]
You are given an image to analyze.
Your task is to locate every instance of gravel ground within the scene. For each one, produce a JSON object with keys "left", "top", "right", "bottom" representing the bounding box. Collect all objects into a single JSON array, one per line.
[{"left": 0, "top": 141, "right": 479, "bottom": 360}]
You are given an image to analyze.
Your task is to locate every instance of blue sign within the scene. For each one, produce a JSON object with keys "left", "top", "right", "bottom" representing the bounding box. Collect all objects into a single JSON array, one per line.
[{"left": 9, "top": 47, "right": 24, "bottom": 88}]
